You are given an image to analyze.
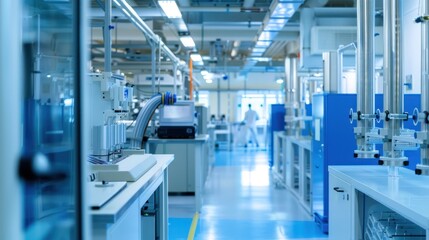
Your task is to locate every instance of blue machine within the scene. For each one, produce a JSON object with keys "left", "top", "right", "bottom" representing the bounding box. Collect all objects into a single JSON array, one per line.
[
  {"left": 312, "top": 93, "right": 420, "bottom": 233},
  {"left": 269, "top": 104, "right": 285, "bottom": 166}
]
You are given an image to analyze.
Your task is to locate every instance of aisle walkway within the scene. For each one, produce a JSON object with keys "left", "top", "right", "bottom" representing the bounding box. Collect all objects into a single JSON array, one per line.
[{"left": 169, "top": 147, "right": 327, "bottom": 240}]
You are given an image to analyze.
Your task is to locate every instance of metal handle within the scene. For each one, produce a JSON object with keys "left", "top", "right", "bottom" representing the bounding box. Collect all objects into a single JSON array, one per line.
[{"left": 333, "top": 187, "right": 344, "bottom": 193}]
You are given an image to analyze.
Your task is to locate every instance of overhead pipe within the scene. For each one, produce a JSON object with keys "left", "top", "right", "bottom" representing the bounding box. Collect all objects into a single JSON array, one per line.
[
  {"left": 113, "top": 0, "right": 181, "bottom": 66},
  {"left": 243, "top": 0, "right": 256, "bottom": 8},
  {"left": 299, "top": 8, "right": 315, "bottom": 69}
]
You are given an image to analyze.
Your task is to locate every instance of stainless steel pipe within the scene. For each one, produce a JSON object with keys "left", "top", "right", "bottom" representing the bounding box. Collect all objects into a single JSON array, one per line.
[
  {"left": 382, "top": 0, "right": 404, "bottom": 160},
  {"left": 104, "top": 0, "right": 112, "bottom": 73},
  {"left": 284, "top": 57, "right": 298, "bottom": 136},
  {"left": 420, "top": 0, "right": 429, "bottom": 167},
  {"left": 354, "top": 0, "right": 376, "bottom": 155}
]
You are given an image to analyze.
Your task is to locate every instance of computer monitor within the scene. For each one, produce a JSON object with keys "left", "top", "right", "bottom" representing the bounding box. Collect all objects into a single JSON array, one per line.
[{"left": 159, "top": 100, "right": 195, "bottom": 126}]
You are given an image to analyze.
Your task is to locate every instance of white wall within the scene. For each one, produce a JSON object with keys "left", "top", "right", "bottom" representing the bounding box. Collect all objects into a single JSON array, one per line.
[
  {"left": 403, "top": 0, "right": 421, "bottom": 94},
  {"left": 208, "top": 91, "right": 238, "bottom": 122},
  {"left": 199, "top": 72, "right": 284, "bottom": 91}
]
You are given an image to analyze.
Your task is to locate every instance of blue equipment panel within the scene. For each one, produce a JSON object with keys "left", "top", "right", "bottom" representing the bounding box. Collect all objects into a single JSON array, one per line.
[
  {"left": 269, "top": 104, "right": 285, "bottom": 166},
  {"left": 311, "top": 93, "right": 420, "bottom": 233}
]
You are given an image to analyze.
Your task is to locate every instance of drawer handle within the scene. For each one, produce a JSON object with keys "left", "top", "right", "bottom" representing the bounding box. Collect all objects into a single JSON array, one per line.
[{"left": 333, "top": 187, "right": 344, "bottom": 193}]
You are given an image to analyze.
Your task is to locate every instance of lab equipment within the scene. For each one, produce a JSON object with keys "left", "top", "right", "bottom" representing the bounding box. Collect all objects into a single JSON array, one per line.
[
  {"left": 157, "top": 100, "right": 196, "bottom": 139},
  {"left": 129, "top": 92, "right": 177, "bottom": 148},
  {"left": 312, "top": 93, "right": 421, "bottom": 233},
  {"left": 90, "top": 154, "right": 157, "bottom": 182}
]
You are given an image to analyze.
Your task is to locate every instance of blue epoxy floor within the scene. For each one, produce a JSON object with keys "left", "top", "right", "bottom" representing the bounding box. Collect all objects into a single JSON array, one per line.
[{"left": 169, "top": 147, "right": 328, "bottom": 239}]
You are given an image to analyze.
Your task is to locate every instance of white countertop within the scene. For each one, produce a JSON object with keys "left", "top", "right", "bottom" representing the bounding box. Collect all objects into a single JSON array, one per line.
[
  {"left": 329, "top": 165, "right": 429, "bottom": 229},
  {"left": 90, "top": 154, "right": 174, "bottom": 223},
  {"left": 147, "top": 134, "right": 209, "bottom": 143}
]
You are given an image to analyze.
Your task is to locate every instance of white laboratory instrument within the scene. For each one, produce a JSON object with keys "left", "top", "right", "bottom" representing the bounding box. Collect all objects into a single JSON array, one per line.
[{"left": 90, "top": 154, "right": 157, "bottom": 182}]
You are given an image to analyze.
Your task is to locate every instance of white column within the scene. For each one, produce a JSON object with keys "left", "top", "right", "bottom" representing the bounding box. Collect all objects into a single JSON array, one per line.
[{"left": 0, "top": 0, "right": 23, "bottom": 239}]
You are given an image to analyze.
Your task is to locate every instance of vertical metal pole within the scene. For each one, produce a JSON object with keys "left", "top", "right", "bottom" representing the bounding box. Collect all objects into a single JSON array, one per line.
[
  {"left": 173, "top": 63, "right": 178, "bottom": 95},
  {"left": 104, "top": 0, "right": 111, "bottom": 73},
  {"left": 34, "top": 15, "right": 41, "bottom": 100},
  {"left": 0, "top": 0, "right": 22, "bottom": 239},
  {"left": 356, "top": 0, "right": 375, "bottom": 153},
  {"left": 76, "top": 0, "right": 90, "bottom": 238},
  {"left": 217, "top": 78, "right": 221, "bottom": 118},
  {"left": 383, "top": 0, "right": 403, "bottom": 160},
  {"left": 421, "top": 0, "right": 429, "bottom": 166},
  {"left": 189, "top": 59, "right": 193, "bottom": 100},
  {"left": 285, "top": 57, "right": 298, "bottom": 136},
  {"left": 151, "top": 41, "right": 156, "bottom": 94},
  {"left": 337, "top": 50, "right": 343, "bottom": 92}
]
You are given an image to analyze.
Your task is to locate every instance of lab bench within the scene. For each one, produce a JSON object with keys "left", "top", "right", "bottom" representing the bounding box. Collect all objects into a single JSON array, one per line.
[
  {"left": 329, "top": 165, "right": 429, "bottom": 239},
  {"left": 272, "top": 131, "right": 312, "bottom": 214},
  {"left": 90, "top": 154, "right": 173, "bottom": 240},
  {"left": 146, "top": 134, "right": 210, "bottom": 212}
]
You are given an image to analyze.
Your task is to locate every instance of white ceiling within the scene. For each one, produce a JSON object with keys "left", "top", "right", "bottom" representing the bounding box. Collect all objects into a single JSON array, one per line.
[{"left": 89, "top": 0, "right": 362, "bottom": 91}]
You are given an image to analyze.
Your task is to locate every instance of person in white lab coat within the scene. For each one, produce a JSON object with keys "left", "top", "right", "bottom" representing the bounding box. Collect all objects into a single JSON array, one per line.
[{"left": 244, "top": 104, "right": 259, "bottom": 147}]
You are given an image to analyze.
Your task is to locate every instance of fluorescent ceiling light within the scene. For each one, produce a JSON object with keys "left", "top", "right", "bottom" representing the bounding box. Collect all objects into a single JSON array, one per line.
[
  {"left": 180, "top": 36, "right": 196, "bottom": 48},
  {"left": 271, "top": 3, "right": 297, "bottom": 18},
  {"left": 265, "top": 18, "right": 287, "bottom": 31},
  {"left": 255, "top": 41, "right": 272, "bottom": 48},
  {"left": 190, "top": 53, "right": 203, "bottom": 62},
  {"left": 252, "top": 48, "right": 266, "bottom": 53},
  {"left": 201, "top": 70, "right": 209, "bottom": 76},
  {"left": 205, "top": 79, "right": 213, "bottom": 84},
  {"left": 258, "top": 31, "right": 278, "bottom": 41},
  {"left": 158, "top": 0, "right": 182, "bottom": 19},
  {"left": 250, "top": 52, "right": 264, "bottom": 57},
  {"left": 248, "top": 57, "right": 271, "bottom": 62},
  {"left": 276, "top": 78, "right": 284, "bottom": 84}
]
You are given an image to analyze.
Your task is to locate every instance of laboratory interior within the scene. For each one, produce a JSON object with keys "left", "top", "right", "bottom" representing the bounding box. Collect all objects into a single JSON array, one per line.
[{"left": 3, "top": 0, "right": 429, "bottom": 239}]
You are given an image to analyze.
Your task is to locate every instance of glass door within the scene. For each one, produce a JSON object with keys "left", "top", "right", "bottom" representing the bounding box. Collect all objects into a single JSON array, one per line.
[{"left": 17, "top": 1, "right": 86, "bottom": 239}]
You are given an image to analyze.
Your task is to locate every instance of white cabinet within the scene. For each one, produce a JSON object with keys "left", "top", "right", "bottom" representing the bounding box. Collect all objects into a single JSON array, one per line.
[
  {"left": 146, "top": 135, "right": 209, "bottom": 212},
  {"left": 329, "top": 166, "right": 429, "bottom": 240},
  {"left": 329, "top": 173, "right": 352, "bottom": 240}
]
